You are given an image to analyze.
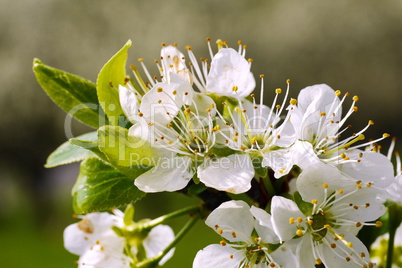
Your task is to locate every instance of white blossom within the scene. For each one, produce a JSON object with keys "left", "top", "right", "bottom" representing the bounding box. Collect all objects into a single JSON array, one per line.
[
  {"left": 193, "top": 200, "right": 298, "bottom": 268},
  {"left": 271, "top": 165, "right": 384, "bottom": 267}
]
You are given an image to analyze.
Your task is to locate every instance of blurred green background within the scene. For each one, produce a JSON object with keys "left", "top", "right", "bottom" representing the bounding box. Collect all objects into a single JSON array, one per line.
[{"left": 0, "top": 0, "right": 401, "bottom": 267}]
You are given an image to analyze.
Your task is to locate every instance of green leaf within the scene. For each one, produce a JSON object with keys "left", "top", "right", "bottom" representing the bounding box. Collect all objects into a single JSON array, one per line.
[
  {"left": 72, "top": 157, "right": 145, "bottom": 214},
  {"left": 69, "top": 137, "right": 107, "bottom": 162},
  {"left": 45, "top": 132, "right": 98, "bottom": 168},
  {"left": 97, "top": 125, "right": 156, "bottom": 178},
  {"left": 33, "top": 59, "right": 108, "bottom": 128},
  {"left": 96, "top": 40, "right": 132, "bottom": 126}
]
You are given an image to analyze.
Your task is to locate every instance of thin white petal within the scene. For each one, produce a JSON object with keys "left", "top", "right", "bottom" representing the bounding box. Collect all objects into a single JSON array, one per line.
[
  {"left": 205, "top": 200, "right": 254, "bottom": 243},
  {"left": 143, "top": 225, "right": 175, "bottom": 265},
  {"left": 271, "top": 196, "right": 305, "bottom": 242},
  {"left": 198, "top": 154, "right": 254, "bottom": 194},
  {"left": 250, "top": 206, "right": 279, "bottom": 244},
  {"left": 134, "top": 156, "right": 194, "bottom": 192},
  {"left": 193, "top": 244, "right": 243, "bottom": 268}
]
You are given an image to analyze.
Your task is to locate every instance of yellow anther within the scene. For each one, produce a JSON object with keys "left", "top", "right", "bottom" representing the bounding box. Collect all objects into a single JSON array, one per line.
[
  {"left": 210, "top": 103, "right": 215, "bottom": 108},
  {"left": 352, "top": 96, "right": 359, "bottom": 102},
  {"left": 308, "top": 220, "right": 314, "bottom": 226},
  {"left": 157, "top": 87, "right": 163, "bottom": 93},
  {"left": 184, "top": 108, "right": 191, "bottom": 114},
  {"left": 289, "top": 217, "right": 295, "bottom": 224},
  {"left": 335, "top": 90, "right": 341, "bottom": 96},
  {"left": 297, "top": 217, "right": 303, "bottom": 223},
  {"left": 347, "top": 242, "right": 353, "bottom": 248},
  {"left": 250, "top": 93, "right": 255, "bottom": 98},
  {"left": 248, "top": 58, "right": 253, "bottom": 63},
  {"left": 315, "top": 258, "right": 322, "bottom": 265},
  {"left": 353, "top": 106, "right": 358, "bottom": 112},
  {"left": 324, "top": 224, "right": 330, "bottom": 229},
  {"left": 229, "top": 255, "right": 234, "bottom": 259},
  {"left": 383, "top": 133, "right": 390, "bottom": 138},
  {"left": 356, "top": 222, "right": 362, "bottom": 227},
  {"left": 340, "top": 153, "right": 346, "bottom": 158},
  {"left": 185, "top": 45, "right": 192, "bottom": 50},
  {"left": 320, "top": 112, "right": 326, "bottom": 117},
  {"left": 286, "top": 79, "right": 290, "bottom": 84},
  {"left": 218, "top": 229, "right": 223, "bottom": 234},
  {"left": 237, "top": 40, "right": 242, "bottom": 45},
  {"left": 220, "top": 241, "right": 227, "bottom": 246},
  {"left": 368, "top": 120, "right": 374, "bottom": 125},
  {"left": 376, "top": 221, "right": 383, "bottom": 227},
  {"left": 323, "top": 183, "right": 328, "bottom": 189},
  {"left": 289, "top": 98, "right": 297, "bottom": 105},
  {"left": 296, "top": 229, "right": 304, "bottom": 236},
  {"left": 138, "top": 58, "right": 144, "bottom": 62},
  {"left": 172, "top": 90, "right": 177, "bottom": 95},
  {"left": 232, "top": 86, "right": 238, "bottom": 92},
  {"left": 311, "top": 199, "right": 318, "bottom": 204},
  {"left": 275, "top": 88, "right": 282, "bottom": 94},
  {"left": 366, "top": 182, "right": 372, "bottom": 188}
]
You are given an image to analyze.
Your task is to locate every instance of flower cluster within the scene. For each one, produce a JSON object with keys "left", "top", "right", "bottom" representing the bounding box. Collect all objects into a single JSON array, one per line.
[{"left": 34, "top": 38, "right": 401, "bottom": 267}]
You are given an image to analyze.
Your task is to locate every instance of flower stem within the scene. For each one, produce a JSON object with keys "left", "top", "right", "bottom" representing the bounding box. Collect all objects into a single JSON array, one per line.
[
  {"left": 136, "top": 213, "right": 201, "bottom": 268},
  {"left": 144, "top": 204, "right": 202, "bottom": 230},
  {"left": 386, "top": 203, "right": 402, "bottom": 268}
]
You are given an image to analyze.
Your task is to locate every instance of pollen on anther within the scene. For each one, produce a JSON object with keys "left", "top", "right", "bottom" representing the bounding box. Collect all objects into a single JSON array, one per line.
[
  {"left": 232, "top": 86, "right": 238, "bottom": 92},
  {"left": 220, "top": 241, "right": 226, "bottom": 246},
  {"left": 218, "top": 229, "right": 223, "bottom": 234},
  {"left": 296, "top": 229, "right": 304, "bottom": 236},
  {"left": 286, "top": 79, "right": 290, "bottom": 84},
  {"left": 289, "top": 217, "right": 295, "bottom": 224},
  {"left": 297, "top": 217, "right": 303, "bottom": 223},
  {"left": 331, "top": 243, "right": 336, "bottom": 248},
  {"left": 376, "top": 221, "right": 383, "bottom": 227},
  {"left": 229, "top": 254, "right": 234, "bottom": 259},
  {"left": 231, "top": 232, "right": 237, "bottom": 238},
  {"left": 311, "top": 199, "right": 318, "bottom": 204},
  {"left": 383, "top": 133, "right": 390, "bottom": 138},
  {"left": 323, "top": 183, "right": 328, "bottom": 189},
  {"left": 335, "top": 90, "right": 341, "bottom": 96},
  {"left": 290, "top": 98, "right": 297, "bottom": 105},
  {"left": 338, "top": 189, "right": 344, "bottom": 194},
  {"left": 352, "top": 96, "right": 359, "bottom": 102},
  {"left": 275, "top": 88, "right": 282, "bottom": 94}
]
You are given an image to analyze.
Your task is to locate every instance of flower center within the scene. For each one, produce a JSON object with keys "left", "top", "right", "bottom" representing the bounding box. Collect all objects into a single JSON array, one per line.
[{"left": 310, "top": 213, "right": 328, "bottom": 241}]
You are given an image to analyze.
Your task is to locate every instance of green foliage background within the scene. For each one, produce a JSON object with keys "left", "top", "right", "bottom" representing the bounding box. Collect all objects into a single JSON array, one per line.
[{"left": 0, "top": 0, "right": 401, "bottom": 267}]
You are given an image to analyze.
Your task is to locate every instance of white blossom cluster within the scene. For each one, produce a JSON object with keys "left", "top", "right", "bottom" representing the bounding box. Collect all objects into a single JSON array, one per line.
[{"left": 64, "top": 39, "right": 400, "bottom": 267}]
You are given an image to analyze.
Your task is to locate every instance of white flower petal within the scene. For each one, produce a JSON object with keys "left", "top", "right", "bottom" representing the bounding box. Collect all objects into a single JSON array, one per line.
[
  {"left": 271, "top": 196, "right": 305, "bottom": 242},
  {"left": 321, "top": 232, "right": 371, "bottom": 268},
  {"left": 77, "top": 244, "right": 130, "bottom": 268},
  {"left": 193, "top": 244, "right": 243, "bottom": 268},
  {"left": 206, "top": 48, "right": 255, "bottom": 98},
  {"left": 139, "top": 82, "right": 181, "bottom": 125},
  {"left": 64, "top": 213, "right": 122, "bottom": 255},
  {"left": 198, "top": 154, "right": 254, "bottom": 194},
  {"left": 143, "top": 225, "right": 175, "bottom": 265},
  {"left": 134, "top": 156, "right": 194, "bottom": 192},
  {"left": 296, "top": 164, "right": 344, "bottom": 204},
  {"left": 250, "top": 206, "right": 279, "bottom": 244},
  {"left": 295, "top": 236, "right": 317, "bottom": 268},
  {"left": 270, "top": 242, "right": 300, "bottom": 268},
  {"left": 119, "top": 84, "right": 140, "bottom": 124},
  {"left": 205, "top": 200, "right": 254, "bottom": 243},
  {"left": 338, "top": 150, "right": 394, "bottom": 188}
]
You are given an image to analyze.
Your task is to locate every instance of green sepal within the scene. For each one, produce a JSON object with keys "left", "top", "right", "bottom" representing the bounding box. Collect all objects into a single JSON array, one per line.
[
  {"left": 124, "top": 204, "right": 135, "bottom": 226},
  {"left": 33, "top": 58, "right": 108, "bottom": 128},
  {"left": 251, "top": 156, "right": 268, "bottom": 178},
  {"left": 187, "top": 183, "right": 207, "bottom": 196},
  {"left": 45, "top": 132, "right": 98, "bottom": 168},
  {"left": 96, "top": 40, "right": 132, "bottom": 126},
  {"left": 293, "top": 191, "right": 313, "bottom": 215},
  {"left": 72, "top": 157, "right": 146, "bottom": 214},
  {"left": 97, "top": 125, "right": 156, "bottom": 178},
  {"left": 207, "top": 93, "right": 238, "bottom": 117}
]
